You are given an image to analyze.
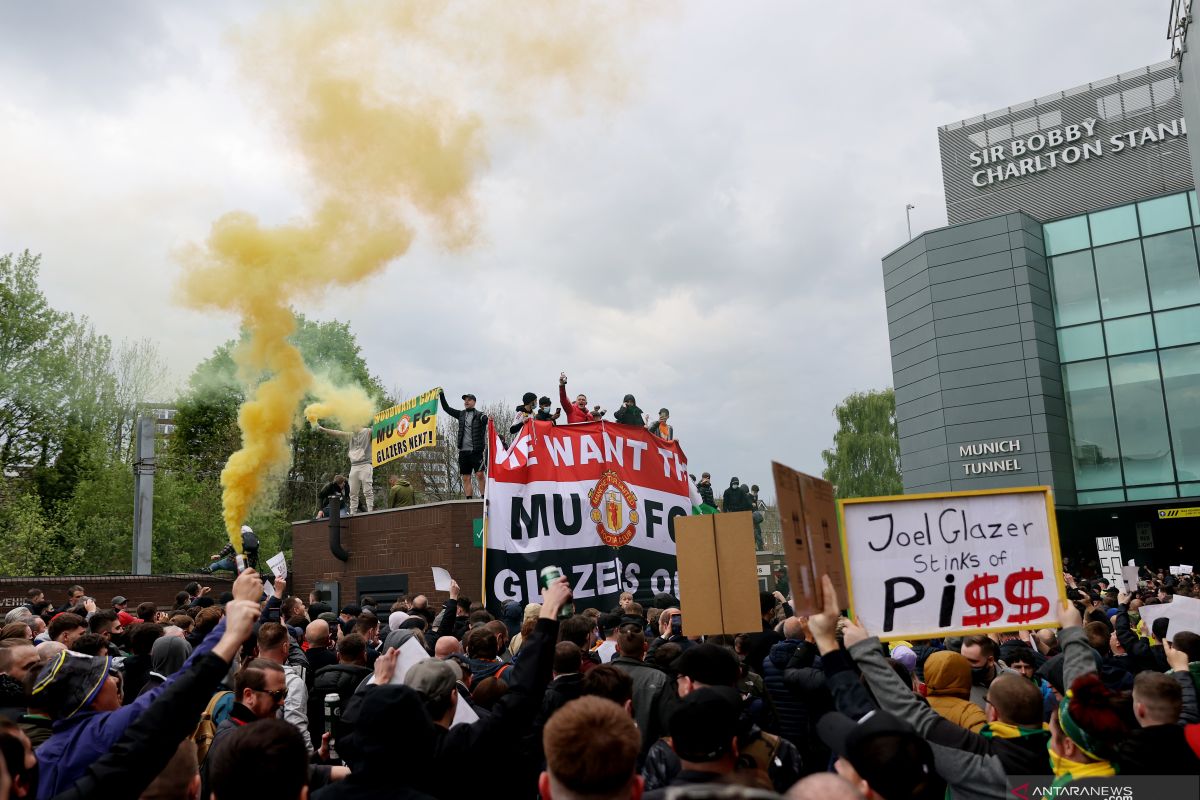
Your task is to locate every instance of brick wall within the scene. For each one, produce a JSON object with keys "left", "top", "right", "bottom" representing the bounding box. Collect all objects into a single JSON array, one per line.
[
  {"left": 292, "top": 500, "right": 483, "bottom": 608},
  {"left": 0, "top": 574, "right": 232, "bottom": 612}
]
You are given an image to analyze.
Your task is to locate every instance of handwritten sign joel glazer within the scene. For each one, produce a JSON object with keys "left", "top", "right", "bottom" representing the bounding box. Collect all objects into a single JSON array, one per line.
[{"left": 838, "top": 486, "right": 1064, "bottom": 641}]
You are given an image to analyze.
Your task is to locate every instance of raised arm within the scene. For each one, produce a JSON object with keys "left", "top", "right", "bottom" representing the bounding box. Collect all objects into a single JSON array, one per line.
[
  {"left": 51, "top": 598, "right": 260, "bottom": 800},
  {"left": 1057, "top": 600, "right": 1097, "bottom": 691},
  {"left": 438, "top": 390, "right": 461, "bottom": 419},
  {"left": 314, "top": 423, "right": 352, "bottom": 439}
]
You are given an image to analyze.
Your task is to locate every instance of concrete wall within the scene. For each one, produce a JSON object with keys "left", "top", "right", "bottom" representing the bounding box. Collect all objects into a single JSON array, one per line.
[
  {"left": 292, "top": 500, "right": 483, "bottom": 608},
  {"left": 883, "top": 213, "right": 1077, "bottom": 503}
]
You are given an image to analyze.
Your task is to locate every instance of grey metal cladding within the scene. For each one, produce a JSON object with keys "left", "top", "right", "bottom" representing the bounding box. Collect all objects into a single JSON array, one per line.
[
  {"left": 940, "top": 60, "right": 1193, "bottom": 225},
  {"left": 933, "top": 288, "right": 1019, "bottom": 319},
  {"left": 939, "top": 360, "right": 1028, "bottom": 390}
]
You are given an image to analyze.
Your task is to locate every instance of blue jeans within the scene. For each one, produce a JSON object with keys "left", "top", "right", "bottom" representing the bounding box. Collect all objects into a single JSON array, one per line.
[{"left": 206, "top": 556, "right": 237, "bottom": 574}]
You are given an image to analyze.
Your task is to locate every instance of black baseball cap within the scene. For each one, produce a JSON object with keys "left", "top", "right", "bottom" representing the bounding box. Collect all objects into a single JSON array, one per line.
[
  {"left": 670, "top": 643, "right": 740, "bottom": 687},
  {"left": 668, "top": 686, "right": 741, "bottom": 762},
  {"left": 462, "top": 393, "right": 476, "bottom": 401},
  {"left": 818, "top": 710, "right": 943, "bottom": 800}
]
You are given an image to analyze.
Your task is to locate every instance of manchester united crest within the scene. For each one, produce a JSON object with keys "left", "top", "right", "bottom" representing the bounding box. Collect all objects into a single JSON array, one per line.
[{"left": 589, "top": 469, "right": 639, "bottom": 547}]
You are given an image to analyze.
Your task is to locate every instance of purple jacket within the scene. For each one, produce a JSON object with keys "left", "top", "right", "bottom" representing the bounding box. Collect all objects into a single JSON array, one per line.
[{"left": 35, "top": 618, "right": 227, "bottom": 800}]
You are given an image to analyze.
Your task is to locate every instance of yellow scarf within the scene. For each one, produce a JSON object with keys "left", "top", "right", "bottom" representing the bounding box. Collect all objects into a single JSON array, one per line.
[
  {"left": 1048, "top": 748, "right": 1116, "bottom": 786},
  {"left": 982, "top": 721, "right": 1026, "bottom": 739}
]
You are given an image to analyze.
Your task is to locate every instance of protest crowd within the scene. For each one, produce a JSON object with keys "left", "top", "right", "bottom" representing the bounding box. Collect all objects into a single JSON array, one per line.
[
  {"left": 0, "top": 548, "right": 1196, "bottom": 800},
  {"left": 0, "top": 376, "right": 1198, "bottom": 799}
]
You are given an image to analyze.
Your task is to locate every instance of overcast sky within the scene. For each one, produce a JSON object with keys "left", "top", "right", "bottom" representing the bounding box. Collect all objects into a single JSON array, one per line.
[{"left": 0, "top": 1, "right": 1173, "bottom": 497}]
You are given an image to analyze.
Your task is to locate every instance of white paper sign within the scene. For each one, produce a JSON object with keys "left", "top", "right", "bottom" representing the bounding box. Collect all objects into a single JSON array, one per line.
[
  {"left": 451, "top": 693, "right": 480, "bottom": 727},
  {"left": 1171, "top": 566, "right": 1182, "bottom": 575},
  {"left": 389, "top": 637, "right": 432, "bottom": 686},
  {"left": 1182, "top": 564, "right": 1194, "bottom": 575},
  {"left": 1122, "top": 566, "right": 1140, "bottom": 591},
  {"left": 1139, "top": 595, "right": 1200, "bottom": 641},
  {"left": 840, "top": 487, "right": 1061, "bottom": 640},
  {"left": 1095, "top": 536, "right": 1124, "bottom": 591},
  {"left": 383, "top": 636, "right": 480, "bottom": 728},
  {"left": 263, "top": 580, "right": 276, "bottom": 599},
  {"left": 432, "top": 567, "right": 452, "bottom": 592},
  {"left": 267, "top": 552, "right": 288, "bottom": 579}
]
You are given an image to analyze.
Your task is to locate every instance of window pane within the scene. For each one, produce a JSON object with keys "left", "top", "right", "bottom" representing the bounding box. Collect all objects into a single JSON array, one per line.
[
  {"left": 1062, "top": 360, "right": 1122, "bottom": 490},
  {"left": 1050, "top": 251, "right": 1099, "bottom": 326},
  {"left": 1103, "top": 315, "right": 1156, "bottom": 355},
  {"left": 1142, "top": 230, "right": 1200, "bottom": 309},
  {"left": 1044, "top": 216, "right": 1090, "bottom": 255},
  {"left": 1138, "top": 193, "right": 1191, "bottom": 236},
  {"left": 1161, "top": 344, "right": 1200, "bottom": 482},
  {"left": 1191, "top": 190, "right": 1200, "bottom": 224},
  {"left": 1155, "top": 306, "right": 1200, "bottom": 348},
  {"left": 1110, "top": 352, "right": 1175, "bottom": 485},
  {"left": 1077, "top": 489, "right": 1126, "bottom": 504},
  {"left": 1126, "top": 485, "right": 1178, "bottom": 500},
  {"left": 1089, "top": 205, "right": 1139, "bottom": 246},
  {"left": 1180, "top": 482, "right": 1200, "bottom": 498},
  {"left": 1058, "top": 324, "right": 1105, "bottom": 362},
  {"left": 1093, "top": 241, "right": 1150, "bottom": 317}
]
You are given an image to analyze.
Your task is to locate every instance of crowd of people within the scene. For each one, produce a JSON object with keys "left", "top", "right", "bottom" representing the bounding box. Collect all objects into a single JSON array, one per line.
[{"left": 0, "top": 559, "right": 1197, "bottom": 799}]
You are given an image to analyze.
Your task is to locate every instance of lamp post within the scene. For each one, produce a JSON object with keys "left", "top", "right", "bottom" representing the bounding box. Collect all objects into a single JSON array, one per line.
[{"left": 905, "top": 203, "right": 916, "bottom": 241}]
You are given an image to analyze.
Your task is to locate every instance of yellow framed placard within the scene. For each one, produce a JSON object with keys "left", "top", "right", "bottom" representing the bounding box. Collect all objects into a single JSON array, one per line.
[{"left": 837, "top": 486, "right": 1064, "bottom": 642}]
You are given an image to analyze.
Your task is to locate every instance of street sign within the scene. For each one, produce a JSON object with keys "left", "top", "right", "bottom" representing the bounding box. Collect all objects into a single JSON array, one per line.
[{"left": 1158, "top": 507, "right": 1200, "bottom": 519}]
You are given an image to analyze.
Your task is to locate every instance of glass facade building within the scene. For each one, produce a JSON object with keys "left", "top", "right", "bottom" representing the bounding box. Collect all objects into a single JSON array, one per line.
[
  {"left": 882, "top": 61, "right": 1199, "bottom": 557},
  {"left": 1047, "top": 190, "right": 1200, "bottom": 505}
]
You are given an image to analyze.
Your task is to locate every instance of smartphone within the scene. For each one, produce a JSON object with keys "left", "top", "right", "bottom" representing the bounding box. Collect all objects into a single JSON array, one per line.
[{"left": 670, "top": 614, "right": 682, "bottom": 637}]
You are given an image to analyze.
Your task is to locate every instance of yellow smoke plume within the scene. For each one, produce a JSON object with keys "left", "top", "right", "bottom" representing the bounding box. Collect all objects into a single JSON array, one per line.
[
  {"left": 304, "top": 375, "right": 376, "bottom": 429},
  {"left": 178, "top": 1, "right": 633, "bottom": 554}
]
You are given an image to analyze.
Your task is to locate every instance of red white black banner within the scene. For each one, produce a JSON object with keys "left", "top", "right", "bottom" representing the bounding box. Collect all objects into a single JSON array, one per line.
[{"left": 483, "top": 419, "right": 694, "bottom": 613}]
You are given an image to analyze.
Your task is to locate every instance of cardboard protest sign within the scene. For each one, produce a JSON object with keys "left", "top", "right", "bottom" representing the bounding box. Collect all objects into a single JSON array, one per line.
[
  {"left": 674, "top": 512, "right": 763, "bottom": 636},
  {"left": 371, "top": 387, "right": 440, "bottom": 467},
  {"left": 838, "top": 486, "right": 1063, "bottom": 641},
  {"left": 772, "top": 463, "right": 847, "bottom": 615},
  {"left": 1136, "top": 522, "right": 1154, "bottom": 549},
  {"left": 483, "top": 419, "right": 689, "bottom": 615},
  {"left": 1095, "top": 536, "right": 1124, "bottom": 590}
]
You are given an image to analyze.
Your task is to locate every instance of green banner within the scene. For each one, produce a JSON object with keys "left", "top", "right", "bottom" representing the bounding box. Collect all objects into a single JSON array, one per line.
[{"left": 371, "top": 387, "right": 440, "bottom": 467}]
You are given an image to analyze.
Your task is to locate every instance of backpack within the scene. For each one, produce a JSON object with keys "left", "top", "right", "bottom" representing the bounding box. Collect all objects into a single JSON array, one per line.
[
  {"left": 192, "top": 690, "right": 234, "bottom": 765},
  {"left": 242, "top": 531, "right": 260, "bottom": 567}
]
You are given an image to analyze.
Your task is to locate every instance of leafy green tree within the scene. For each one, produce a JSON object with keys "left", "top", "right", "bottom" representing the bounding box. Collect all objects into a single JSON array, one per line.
[
  {"left": 0, "top": 251, "right": 73, "bottom": 475},
  {"left": 820, "top": 388, "right": 902, "bottom": 499}
]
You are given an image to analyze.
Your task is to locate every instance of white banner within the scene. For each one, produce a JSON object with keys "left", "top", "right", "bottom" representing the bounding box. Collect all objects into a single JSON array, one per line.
[{"left": 839, "top": 486, "right": 1063, "bottom": 640}]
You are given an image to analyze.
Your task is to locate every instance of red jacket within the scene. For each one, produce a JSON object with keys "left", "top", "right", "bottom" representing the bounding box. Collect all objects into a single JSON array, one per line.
[{"left": 559, "top": 385, "right": 590, "bottom": 424}]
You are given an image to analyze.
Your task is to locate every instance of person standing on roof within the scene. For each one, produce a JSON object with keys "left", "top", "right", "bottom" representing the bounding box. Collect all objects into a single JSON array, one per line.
[
  {"left": 558, "top": 372, "right": 592, "bottom": 424},
  {"left": 439, "top": 389, "right": 489, "bottom": 499},
  {"left": 313, "top": 421, "right": 374, "bottom": 513}
]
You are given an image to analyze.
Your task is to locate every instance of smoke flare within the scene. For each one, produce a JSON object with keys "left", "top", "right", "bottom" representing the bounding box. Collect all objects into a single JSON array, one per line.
[{"left": 178, "top": 1, "right": 632, "bottom": 552}]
